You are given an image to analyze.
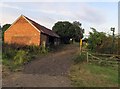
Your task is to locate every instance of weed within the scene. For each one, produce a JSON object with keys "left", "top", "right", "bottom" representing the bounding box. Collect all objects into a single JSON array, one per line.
[
  {"left": 13, "top": 50, "right": 29, "bottom": 66},
  {"left": 73, "top": 52, "right": 86, "bottom": 63}
]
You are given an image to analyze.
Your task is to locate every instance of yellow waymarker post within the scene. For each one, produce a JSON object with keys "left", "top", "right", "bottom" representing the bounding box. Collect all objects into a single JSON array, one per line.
[{"left": 80, "top": 39, "right": 82, "bottom": 55}]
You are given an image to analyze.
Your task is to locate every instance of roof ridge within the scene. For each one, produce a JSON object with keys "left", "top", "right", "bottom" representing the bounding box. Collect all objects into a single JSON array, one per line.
[
  {"left": 23, "top": 15, "right": 59, "bottom": 38},
  {"left": 24, "top": 16, "right": 50, "bottom": 30}
]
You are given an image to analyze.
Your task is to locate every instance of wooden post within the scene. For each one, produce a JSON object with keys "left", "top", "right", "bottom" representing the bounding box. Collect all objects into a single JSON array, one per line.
[
  {"left": 42, "top": 41, "right": 46, "bottom": 52},
  {"left": 43, "top": 41, "right": 46, "bottom": 48},
  {"left": 80, "top": 39, "right": 82, "bottom": 55},
  {"left": 87, "top": 52, "right": 88, "bottom": 63}
]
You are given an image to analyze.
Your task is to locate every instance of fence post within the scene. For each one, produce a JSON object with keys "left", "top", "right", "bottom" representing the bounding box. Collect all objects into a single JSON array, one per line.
[
  {"left": 80, "top": 39, "right": 82, "bottom": 55},
  {"left": 87, "top": 52, "right": 88, "bottom": 63}
]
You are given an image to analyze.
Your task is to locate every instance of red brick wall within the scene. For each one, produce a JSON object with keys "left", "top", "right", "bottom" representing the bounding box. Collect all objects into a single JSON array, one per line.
[{"left": 4, "top": 16, "right": 41, "bottom": 46}]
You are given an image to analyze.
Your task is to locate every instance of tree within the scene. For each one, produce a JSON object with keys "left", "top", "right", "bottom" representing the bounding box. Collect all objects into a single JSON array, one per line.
[
  {"left": 88, "top": 27, "right": 119, "bottom": 54},
  {"left": 52, "top": 21, "right": 75, "bottom": 43},
  {"left": 0, "top": 25, "right": 1, "bottom": 39},
  {"left": 117, "top": 35, "right": 120, "bottom": 54},
  {"left": 72, "top": 21, "right": 84, "bottom": 42},
  {"left": 52, "top": 21, "right": 84, "bottom": 43},
  {"left": 88, "top": 28, "right": 106, "bottom": 52},
  {"left": 2, "top": 24, "right": 11, "bottom": 41},
  {"left": 0, "top": 25, "right": 1, "bottom": 30}
]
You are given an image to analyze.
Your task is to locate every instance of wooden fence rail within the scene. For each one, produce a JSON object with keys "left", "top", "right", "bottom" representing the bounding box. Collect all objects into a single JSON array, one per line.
[{"left": 85, "top": 52, "right": 119, "bottom": 67}]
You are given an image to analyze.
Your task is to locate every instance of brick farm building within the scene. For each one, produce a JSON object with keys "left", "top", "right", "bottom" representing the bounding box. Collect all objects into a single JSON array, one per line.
[{"left": 4, "top": 15, "right": 60, "bottom": 46}]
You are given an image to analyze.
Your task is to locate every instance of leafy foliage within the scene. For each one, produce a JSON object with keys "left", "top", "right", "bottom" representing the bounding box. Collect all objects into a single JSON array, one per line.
[
  {"left": 88, "top": 28, "right": 106, "bottom": 51},
  {"left": 73, "top": 21, "right": 84, "bottom": 42},
  {"left": 52, "top": 21, "right": 84, "bottom": 43},
  {"left": 117, "top": 35, "right": 120, "bottom": 54},
  {"left": 73, "top": 52, "right": 86, "bottom": 63},
  {"left": 2, "top": 43, "right": 49, "bottom": 71},
  {"left": 14, "top": 50, "right": 28, "bottom": 66},
  {"left": 88, "top": 28, "right": 119, "bottom": 54},
  {"left": 2, "top": 24, "right": 11, "bottom": 41},
  {"left": 0, "top": 25, "right": 1, "bottom": 30}
]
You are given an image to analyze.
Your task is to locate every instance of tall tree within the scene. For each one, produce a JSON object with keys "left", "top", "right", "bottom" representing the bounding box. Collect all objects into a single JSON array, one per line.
[
  {"left": 52, "top": 21, "right": 75, "bottom": 43},
  {"left": 52, "top": 21, "right": 84, "bottom": 43},
  {"left": 88, "top": 28, "right": 106, "bottom": 52},
  {"left": 72, "top": 21, "right": 84, "bottom": 41}
]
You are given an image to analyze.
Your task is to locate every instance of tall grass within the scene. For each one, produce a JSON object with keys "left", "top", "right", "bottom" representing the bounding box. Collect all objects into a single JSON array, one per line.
[{"left": 73, "top": 52, "right": 86, "bottom": 63}]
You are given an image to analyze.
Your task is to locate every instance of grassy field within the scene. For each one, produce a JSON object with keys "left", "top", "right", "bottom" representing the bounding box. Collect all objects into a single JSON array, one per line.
[{"left": 69, "top": 62, "right": 118, "bottom": 87}]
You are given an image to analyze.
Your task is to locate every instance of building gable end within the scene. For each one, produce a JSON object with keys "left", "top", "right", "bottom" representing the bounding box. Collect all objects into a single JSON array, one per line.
[{"left": 4, "top": 15, "right": 41, "bottom": 34}]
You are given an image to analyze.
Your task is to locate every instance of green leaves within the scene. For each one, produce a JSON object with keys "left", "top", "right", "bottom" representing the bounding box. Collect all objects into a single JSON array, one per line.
[
  {"left": 52, "top": 21, "right": 84, "bottom": 43},
  {"left": 88, "top": 28, "right": 119, "bottom": 54},
  {"left": 52, "top": 21, "right": 73, "bottom": 37},
  {"left": 14, "top": 50, "right": 28, "bottom": 66},
  {"left": 88, "top": 28, "right": 106, "bottom": 51},
  {"left": 2, "top": 24, "right": 11, "bottom": 41}
]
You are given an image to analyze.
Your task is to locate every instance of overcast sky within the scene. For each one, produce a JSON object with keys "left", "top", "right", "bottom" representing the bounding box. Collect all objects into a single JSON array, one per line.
[{"left": 0, "top": 1, "right": 118, "bottom": 36}]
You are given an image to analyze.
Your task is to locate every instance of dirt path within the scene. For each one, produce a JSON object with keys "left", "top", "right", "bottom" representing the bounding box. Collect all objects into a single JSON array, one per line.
[{"left": 2, "top": 44, "right": 79, "bottom": 87}]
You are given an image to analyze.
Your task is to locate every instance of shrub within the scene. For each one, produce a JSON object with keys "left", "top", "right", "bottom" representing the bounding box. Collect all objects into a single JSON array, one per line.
[
  {"left": 87, "top": 29, "right": 119, "bottom": 54},
  {"left": 2, "top": 43, "right": 49, "bottom": 71},
  {"left": 2, "top": 59, "right": 11, "bottom": 66},
  {"left": 25, "top": 45, "right": 48, "bottom": 54},
  {"left": 2, "top": 47, "right": 17, "bottom": 60},
  {"left": 74, "top": 52, "right": 86, "bottom": 63},
  {"left": 13, "top": 50, "right": 29, "bottom": 66},
  {"left": 40, "top": 45, "right": 48, "bottom": 54}
]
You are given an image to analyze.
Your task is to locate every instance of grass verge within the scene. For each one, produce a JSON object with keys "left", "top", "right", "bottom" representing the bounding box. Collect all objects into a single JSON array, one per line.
[{"left": 69, "top": 62, "right": 118, "bottom": 87}]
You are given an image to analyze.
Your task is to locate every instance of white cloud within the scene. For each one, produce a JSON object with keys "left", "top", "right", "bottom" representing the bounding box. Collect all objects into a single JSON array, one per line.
[
  {"left": 74, "top": 5, "right": 106, "bottom": 24},
  {"left": 0, "top": 3, "right": 21, "bottom": 10}
]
